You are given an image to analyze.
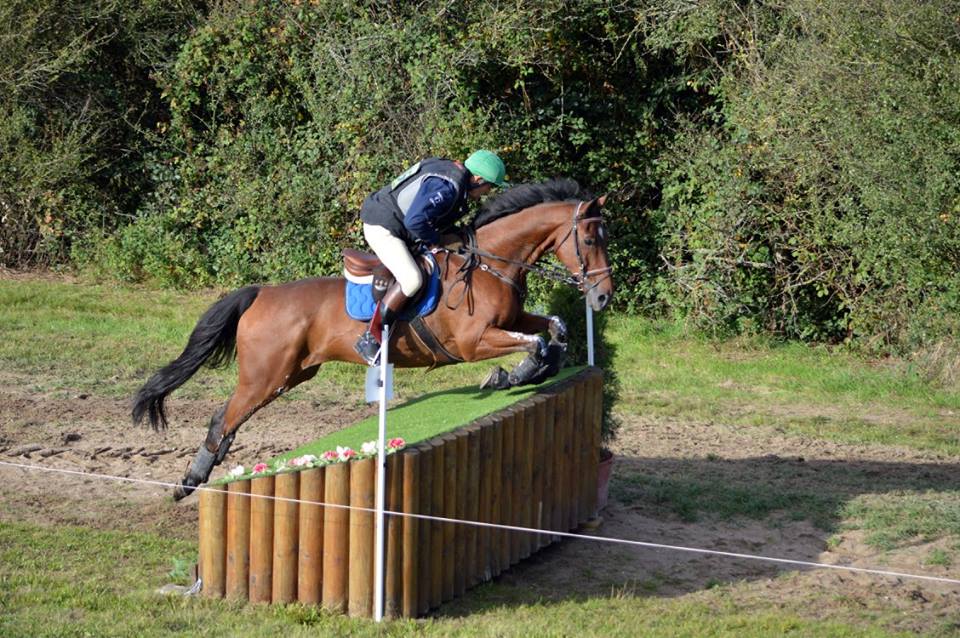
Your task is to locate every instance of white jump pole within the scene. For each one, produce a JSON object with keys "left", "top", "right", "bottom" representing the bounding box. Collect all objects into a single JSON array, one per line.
[
  {"left": 585, "top": 297, "right": 595, "bottom": 366},
  {"left": 373, "top": 323, "right": 389, "bottom": 622}
]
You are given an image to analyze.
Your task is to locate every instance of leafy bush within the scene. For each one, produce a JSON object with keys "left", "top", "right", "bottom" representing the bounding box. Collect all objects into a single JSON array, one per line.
[
  {"left": 0, "top": 0, "right": 205, "bottom": 268},
  {"left": 653, "top": 0, "right": 960, "bottom": 354},
  {"left": 6, "top": 0, "right": 960, "bottom": 366}
]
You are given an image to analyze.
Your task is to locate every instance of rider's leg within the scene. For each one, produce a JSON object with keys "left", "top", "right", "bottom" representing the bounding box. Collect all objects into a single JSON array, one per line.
[{"left": 355, "top": 224, "right": 423, "bottom": 364}]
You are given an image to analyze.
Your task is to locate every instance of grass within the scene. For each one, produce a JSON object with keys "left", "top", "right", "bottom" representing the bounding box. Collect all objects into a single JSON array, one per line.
[
  {"left": 273, "top": 367, "right": 582, "bottom": 462},
  {"left": 611, "top": 472, "right": 839, "bottom": 529},
  {"left": 2, "top": 276, "right": 959, "bottom": 636},
  {"left": 0, "top": 278, "right": 528, "bottom": 405},
  {"left": 607, "top": 316, "right": 960, "bottom": 455},
  {"left": 0, "top": 520, "right": 912, "bottom": 638},
  {"left": 212, "top": 367, "right": 585, "bottom": 481},
  {"left": 839, "top": 492, "right": 960, "bottom": 551}
]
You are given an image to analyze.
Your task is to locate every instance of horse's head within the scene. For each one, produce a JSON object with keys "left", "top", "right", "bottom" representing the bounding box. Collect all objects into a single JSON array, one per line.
[{"left": 554, "top": 195, "right": 614, "bottom": 311}]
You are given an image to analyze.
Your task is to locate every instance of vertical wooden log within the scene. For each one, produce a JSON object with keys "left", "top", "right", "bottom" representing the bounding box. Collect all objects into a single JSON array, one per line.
[
  {"left": 499, "top": 410, "right": 514, "bottom": 570},
  {"left": 199, "top": 485, "right": 226, "bottom": 598},
  {"left": 556, "top": 385, "right": 572, "bottom": 532},
  {"left": 272, "top": 472, "right": 299, "bottom": 603},
  {"left": 441, "top": 434, "right": 457, "bottom": 602},
  {"left": 298, "top": 468, "right": 324, "bottom": 605},
  {"left": 465, "top": 425, "right": 481, "bottom": 587},
  {"left": 563, "top": 381, "right": 580, "bottom": 531},
  {"left": 520, "top": 401, "right": 535, "bottom": 560},
  {"left": 348, "top": 457, "right": 375, "bottom": 618},
  {"left": 477, "top": 418, "right": 494, "bottom": 581},
  {"left": 385, "top": 454, "right": 403, "bottom": 618},
  {"left": 585, "top": 371, "right": 602, "bottom": 518},
  {"left": 226, "top": 480, "right": 251, "bottom": 600},
  {"left": 322, "top": 462, "right": 349, "bottom": 613},
  {"left": 532, "top": 395, "right": 547, "bottom": 550},
  {"left": 542, "top": 392, "right": 556, "bottom": 545},
  {"left": 416, "top": 443, "right": 433, "bottom": 614},
  {"left": 248, "top": 476, "right": 275, "bottom": 603},
  {"left": 401, "top": 448, "right": 420, "bottom": 618},
  {"left": 430, "top": 439, "right": 444, "bottom": 609},
  {"left": 510, "top": 406, "right": 524, "bottom": 565},
  {"left": 454, "top": 431, "right": 469, "bottom": 597},
  {"left": 573, "top": 377, "right": 586, "bottom": 526}
]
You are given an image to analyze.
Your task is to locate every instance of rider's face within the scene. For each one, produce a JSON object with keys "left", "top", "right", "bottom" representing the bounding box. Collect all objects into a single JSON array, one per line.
[{"left": 468, "top": 181, "right": 493, "bottom": 200}]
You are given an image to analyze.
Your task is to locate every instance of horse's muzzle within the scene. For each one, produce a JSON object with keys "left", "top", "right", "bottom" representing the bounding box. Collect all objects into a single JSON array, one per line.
[{"left": 588, "top": 287, "right": 612, "bottom": 312}]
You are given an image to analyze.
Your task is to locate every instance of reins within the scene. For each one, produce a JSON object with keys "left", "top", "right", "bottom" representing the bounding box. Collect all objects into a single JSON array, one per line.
[{"left": 439, "top": 201, "right": 613, "bottom": 311}]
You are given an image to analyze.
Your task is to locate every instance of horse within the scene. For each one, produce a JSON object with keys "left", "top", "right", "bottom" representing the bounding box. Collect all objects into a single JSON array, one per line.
[{"left": 132, "top": 179, "right": 614, "bottom": 500}]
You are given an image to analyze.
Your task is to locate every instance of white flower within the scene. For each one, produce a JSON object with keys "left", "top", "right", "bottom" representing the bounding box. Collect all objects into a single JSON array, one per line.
[
  {"left": 361, "top": 440, "right": 378, "bottom": 456},
  {"left": 228, "top": 465, "right": 245, "bottom": 478},
  {"left": 336, "top": 446, "right": 356, "bottom": 461}
]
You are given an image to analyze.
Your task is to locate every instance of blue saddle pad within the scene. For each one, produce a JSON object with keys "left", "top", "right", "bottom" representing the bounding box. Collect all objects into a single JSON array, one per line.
[{"left": 345, "top": 254, "right": 442, "bottom": 321}]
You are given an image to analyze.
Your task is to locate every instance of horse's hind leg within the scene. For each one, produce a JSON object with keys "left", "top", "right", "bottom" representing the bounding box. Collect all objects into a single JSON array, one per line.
[
  {"left": 173, "top": 353, "right": 318, "bottom": 501},
  {"left": 174, "top": 404, "right": 230, "bottom": 500}
]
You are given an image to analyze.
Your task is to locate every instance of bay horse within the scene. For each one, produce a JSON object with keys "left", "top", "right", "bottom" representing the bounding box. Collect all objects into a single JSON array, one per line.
[{"left": 132, "top": 179, "right": 613, "bottom": 500}]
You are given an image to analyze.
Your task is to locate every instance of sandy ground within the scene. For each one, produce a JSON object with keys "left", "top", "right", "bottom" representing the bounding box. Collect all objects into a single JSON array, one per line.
[{"left": 1, "top": 372, "right": 959, "bottom": 634}]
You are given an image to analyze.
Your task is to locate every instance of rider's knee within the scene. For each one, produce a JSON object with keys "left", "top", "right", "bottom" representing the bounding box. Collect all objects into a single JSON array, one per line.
[{"left": 398, "top": 269, "right": 423, "bottom": 297}]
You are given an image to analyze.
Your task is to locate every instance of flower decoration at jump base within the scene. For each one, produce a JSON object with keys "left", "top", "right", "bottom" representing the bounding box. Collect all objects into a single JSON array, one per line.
[{"left": 223, "top": 439, "right": 407, "bottom": 482}]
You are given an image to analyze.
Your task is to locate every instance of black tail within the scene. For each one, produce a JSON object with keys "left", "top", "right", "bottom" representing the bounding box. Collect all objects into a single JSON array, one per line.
[{"left": 132, "top": 286, "right": 261, "bottom": 431}]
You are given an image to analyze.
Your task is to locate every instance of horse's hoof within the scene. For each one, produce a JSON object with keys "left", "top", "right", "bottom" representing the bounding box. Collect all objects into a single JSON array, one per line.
[
  {"left": 172, "top": 481, "right": 195, "bottom": 501},
  {"left": 480, "top": 366, "right": 510, "bottom": 390}
]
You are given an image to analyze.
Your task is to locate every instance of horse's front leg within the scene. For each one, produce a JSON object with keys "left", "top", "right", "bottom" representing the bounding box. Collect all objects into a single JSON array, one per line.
[
  {"left": 511, "top": 311, "right": 569, "bottom": 347},
  {"left": 468, "top": 326, "right": 560, "bottom": 390}
]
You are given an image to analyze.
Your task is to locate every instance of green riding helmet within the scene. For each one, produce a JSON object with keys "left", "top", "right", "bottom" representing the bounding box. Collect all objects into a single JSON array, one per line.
[{"left": 464, "top": 150, "right": 508, "bottom": 187}]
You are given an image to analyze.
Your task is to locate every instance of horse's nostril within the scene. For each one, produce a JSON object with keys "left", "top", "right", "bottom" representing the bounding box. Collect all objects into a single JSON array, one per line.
[{"left": 598, "top": 294, "right": 607, "bottom": 305}]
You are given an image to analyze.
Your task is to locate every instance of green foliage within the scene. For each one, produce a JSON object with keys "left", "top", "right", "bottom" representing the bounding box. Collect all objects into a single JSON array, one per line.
[
  {"left": 653, "top": 0, "right": 960, "bottom": 353},
  {"left": 0, "top": 0, "right": 205, "bottom": 268},
  {"left": 5, "top": 0, "right": 960, "bottom": 361}
]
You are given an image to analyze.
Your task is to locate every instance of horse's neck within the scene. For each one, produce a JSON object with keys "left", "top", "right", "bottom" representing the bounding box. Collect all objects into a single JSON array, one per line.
[{"left": 476, "top": 203, "right": 569, "bottom": 264}]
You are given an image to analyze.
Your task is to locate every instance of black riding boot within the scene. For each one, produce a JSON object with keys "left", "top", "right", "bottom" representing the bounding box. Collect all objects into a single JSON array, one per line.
[{"left": 354, "top": 284, "right": 410, "bottom": 365}]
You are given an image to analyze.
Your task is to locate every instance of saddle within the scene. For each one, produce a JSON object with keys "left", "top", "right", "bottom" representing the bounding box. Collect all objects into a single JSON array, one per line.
[
  {"left": 342, "top": 248, "right": 435, "bottom": 303},
  {"left": 341, "top": 249, "right": 442, "bottom": 321}
]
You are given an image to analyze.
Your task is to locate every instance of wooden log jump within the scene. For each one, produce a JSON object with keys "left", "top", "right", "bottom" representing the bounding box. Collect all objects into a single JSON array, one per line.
[{"left": 198, "top": 366, "right": 603, "bottom": 618}]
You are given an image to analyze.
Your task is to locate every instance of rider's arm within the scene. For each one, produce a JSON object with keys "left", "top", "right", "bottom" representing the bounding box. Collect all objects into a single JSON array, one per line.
[{"left": 403, "top": 177, "right": 458, "bottom": 246}]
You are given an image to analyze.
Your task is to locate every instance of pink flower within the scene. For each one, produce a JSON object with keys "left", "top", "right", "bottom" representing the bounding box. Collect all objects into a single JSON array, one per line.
[
  {"left": 388, "top": 437, "right": 405, "bottom": 449},
  {"left": 336, "top": 446, "right": 356, "bottom": 461},
  {"left": 322, "top": 450, "right": 339, "bottom": 461},
  {"left": 252, "top": 462, "right": 268, "bottom": 474}
]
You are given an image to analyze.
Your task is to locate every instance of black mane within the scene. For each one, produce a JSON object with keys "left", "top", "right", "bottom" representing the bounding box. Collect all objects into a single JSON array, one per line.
[{"left": 471, "top": 178, "right": 589, "bottom": 228}]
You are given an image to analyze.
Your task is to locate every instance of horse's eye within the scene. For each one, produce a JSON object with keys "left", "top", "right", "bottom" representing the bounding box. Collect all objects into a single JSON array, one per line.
[{"left": 584, "top": 237, "right": 595, "bottom": 246}]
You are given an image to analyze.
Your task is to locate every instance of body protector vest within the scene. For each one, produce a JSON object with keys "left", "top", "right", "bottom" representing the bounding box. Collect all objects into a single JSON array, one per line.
[{"left": 360, "top": 157, "right": 470, "bottom": 242}]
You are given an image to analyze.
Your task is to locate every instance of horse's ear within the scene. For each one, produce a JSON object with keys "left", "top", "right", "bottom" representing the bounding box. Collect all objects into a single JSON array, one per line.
[{"left": 587, "top": 194, "right": 608, "bottom": 213}]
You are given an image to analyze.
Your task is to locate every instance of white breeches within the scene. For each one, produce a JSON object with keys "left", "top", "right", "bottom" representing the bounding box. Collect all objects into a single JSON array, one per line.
[{"left": 362, "top": 223, "right": 423, "bottom": 297}]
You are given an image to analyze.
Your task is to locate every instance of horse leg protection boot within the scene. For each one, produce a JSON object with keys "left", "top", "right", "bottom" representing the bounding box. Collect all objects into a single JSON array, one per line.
[
  {"left": 507, "top": 336, "right": 550, "bottom": 387},
  {"left": 174, "top": 445, "right": 216, "bottom": 501},
  {"left": 213, "top": 430, "right": 236, "bottom": 466}
]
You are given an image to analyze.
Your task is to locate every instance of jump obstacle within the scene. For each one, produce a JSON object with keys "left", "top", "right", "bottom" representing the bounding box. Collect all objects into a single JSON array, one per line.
[{"left": 197, "top": 366, "right": 603, "bottom": 618}]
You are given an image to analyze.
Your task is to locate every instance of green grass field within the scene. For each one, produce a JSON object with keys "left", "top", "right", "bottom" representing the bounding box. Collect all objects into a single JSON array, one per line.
[{"left": 1, "top": 277, "right": 958, "bottom": 637}]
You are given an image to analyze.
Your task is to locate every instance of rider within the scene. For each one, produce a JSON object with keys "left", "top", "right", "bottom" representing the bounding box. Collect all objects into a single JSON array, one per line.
[{"left": 354, "top": 150, "right": 508, "bottom": 365}]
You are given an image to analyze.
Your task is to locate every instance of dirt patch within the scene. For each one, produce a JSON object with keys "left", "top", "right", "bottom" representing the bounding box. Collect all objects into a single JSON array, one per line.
[{"left": 1, "top": 374, "right": 959, "bottom": 633}]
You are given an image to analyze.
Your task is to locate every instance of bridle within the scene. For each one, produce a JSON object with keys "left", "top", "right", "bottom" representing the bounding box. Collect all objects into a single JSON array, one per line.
[{"left": 441, "top": 201, "right": 613, "bottom": 308}]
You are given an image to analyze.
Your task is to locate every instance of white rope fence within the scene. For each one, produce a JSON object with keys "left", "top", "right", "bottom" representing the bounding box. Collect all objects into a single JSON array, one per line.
[{"left": 1, "top": 459, "right": 958, "bottom": 587}]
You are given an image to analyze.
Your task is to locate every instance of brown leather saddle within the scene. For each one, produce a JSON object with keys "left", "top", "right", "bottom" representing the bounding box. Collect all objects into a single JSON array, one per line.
[{"left": 342, "top": 248, "right": 435, "bottom": 303}]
